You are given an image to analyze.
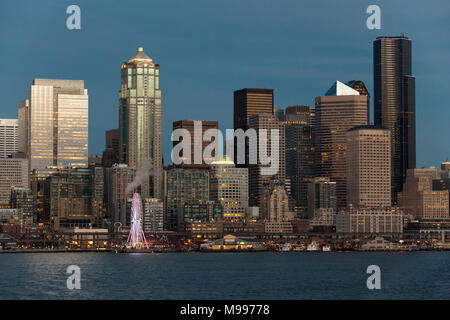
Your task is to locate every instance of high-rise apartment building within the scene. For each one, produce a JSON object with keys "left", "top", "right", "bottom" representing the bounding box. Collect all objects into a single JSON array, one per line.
[
  {"left": 284, "top": 105, "right": 314, "bottom": 214},
  {"left": 119, "top": 47, "right": 163, "bottom": 199},
  {"left": 0, "top": 119, "right": 18, "bottom": 158},
  {"left": 314, "top": 81, "right": 368, "bottom": 208},
  {"left": 27, "top": 79, "right": 88, "bottom": 170},
  {"left": 209, "top": 156, "right": 248, "bottom": 220},
  {"left": 346, "top": 125, "right": 391, "bottom": 207},
  {"left": 172, "top": 120, "right": 218, "bottom": 166},
  {"left": 374, "top": 35, "right": 416, "bottom": 202},
  {"left": 233, "top": 88, "right": 273, "bottom": 167}
]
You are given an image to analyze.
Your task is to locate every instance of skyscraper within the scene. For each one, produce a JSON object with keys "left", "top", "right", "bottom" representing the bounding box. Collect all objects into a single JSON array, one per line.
[
  {"left": 314, "top": 81, "right": 368, "bottom": 208},
  {"left": 28, "top": 79, "right": 88, "bottom": 170},
  {"left": 346, "top": 80, "right": 370, "bottom": 123},
  {"left": 283, "top": 105, "right": 314, "bottom": 214},
  {"left": 17, "top": 100, "right": 29, "bottom": 155},
  {"left": 102, "top": 129, "right": 120, "bottom": 167},
  {"left": 209, "top": 156, "right": 248, "bottom": 220},
  {"left": 346, "top": 125, "right": 391, "bottom": 208},
  {"left": 0, "top": 119, "right": 18, "bottom": 158},
  {"left": 119, "top": 47, "right": 163, "bottom": 199},
  {"left": 233, "top": 88, "right": 273, "bottom": 167},
  {"left": 374, "top": 35, "right": 416, "bottom": 202},
  {"left": 172, "top": 120, "right": 218, "bottom": 166},
  {"left": 248, "top": 113, "right": 286, "bottom": 216}
]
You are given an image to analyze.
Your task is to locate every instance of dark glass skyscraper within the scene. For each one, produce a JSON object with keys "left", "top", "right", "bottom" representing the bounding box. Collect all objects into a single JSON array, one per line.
[
  {"left": 374, "top": 36, "right": 416, "bottom": 202},
  {"left": 284, "top": 105, "right": 314, "bottom": 215},
  {"left": 233, "top": 88, "right": 273, "bottom": 167}
]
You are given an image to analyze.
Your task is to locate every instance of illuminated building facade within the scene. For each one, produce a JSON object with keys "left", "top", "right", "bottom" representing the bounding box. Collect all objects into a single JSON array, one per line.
[
  {"left": 209, "top": 156, "right": 248, "bottom": 220},
  {"left": 0, "top": 158, "right": 29, "bottom": 206},
  {"left": 0, "top": 119, "right": 18, "bottom": 158},
  {"left": 314, "top": 81, "right": 368, "bottom": 208},
  {"left": 28, "top": 79, "right": 88, "bottom": 170},
  {"left": 346, "top": 126, "right": 391, "bottom": 208},
  {"left": 119, "top": 47, "right": 163, "bottom": 199},
  {"left": 399, "top": 167, "right": 449, "bottom": 219}
]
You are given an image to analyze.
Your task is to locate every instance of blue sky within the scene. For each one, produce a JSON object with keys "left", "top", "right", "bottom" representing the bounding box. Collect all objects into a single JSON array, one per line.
[{"left": 0, "top": 0, "right": 449, "bottom": 167}]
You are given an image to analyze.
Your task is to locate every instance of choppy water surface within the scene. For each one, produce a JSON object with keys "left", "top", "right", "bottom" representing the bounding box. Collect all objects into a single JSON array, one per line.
[{"left": 0, "top": 251, "right": 449, "bottom": 299}]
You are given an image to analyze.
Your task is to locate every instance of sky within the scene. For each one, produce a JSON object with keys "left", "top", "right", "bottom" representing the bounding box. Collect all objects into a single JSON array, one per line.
[{"left": 0, "top": 0, "right": 449, "bottom": 167}]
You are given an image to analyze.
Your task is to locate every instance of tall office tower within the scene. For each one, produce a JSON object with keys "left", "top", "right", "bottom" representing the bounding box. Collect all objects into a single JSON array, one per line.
[
  {"left": 374, "top": 35, "right": 416, "bottom": 202},
  {"left": 314, "top": 81, "right": 368, "bottom": 208},
  {"left": 283, "top": 105, "right": 314, "bottom": 214},
  {"left": 209, "top": 156, "right": 248, "bottom": 220},
  {"left": 0, "top": 158, "right": 29, "bottom": 206},
  {"left": 119, "top": 47, "right": 163, "bottom": 200},
  {"left": 164, "top": 165, "right": 212, "bottom": 231},
  {"left": 28, "top": 79, "right": 88, "bottom": 170},
  {"left": 399, "top": 167, "right": 448, "bottom": 219},
  {"left": 248, "top": 113, "right": 285, "bottom": 216},
  {"left": 102, "top": 129, "right": 120, "bottom": 167},
  {"left": 346, "top": 80, "right": 370, "bottom": 123},
  {"left": 233, "top": 88, "right": 273, "bottom": 167},
  {"left": 0, "top": 119, "right": 18, "bottom": 158},
  {"left": 18, "top": 100, "right": 29, "bottom": 154},
  {"left": 307, "top": 177, "right": 337, "bottom": 219},
  {"left": 346, "top": 125, "right": 391, "bottom": 208},
  {"left": 172, "top": 120, "right": 218, "bottom": 166},
  {"left": 105, "top": 164, "right": 135, "bottom": 226}
]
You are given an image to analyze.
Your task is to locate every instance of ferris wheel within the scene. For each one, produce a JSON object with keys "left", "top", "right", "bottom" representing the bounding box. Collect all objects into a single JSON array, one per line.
[{"left": 126, "top": 193, "right": 148, "bottom": 249}]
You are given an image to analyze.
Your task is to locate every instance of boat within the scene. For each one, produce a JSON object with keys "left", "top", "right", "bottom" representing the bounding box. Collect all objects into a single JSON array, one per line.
[
  {"left": 322, "top": 245, "right": 331, "bottom": 252},
  {"left": 306, "top": 241, "right": 319, "bottom": 251},
  {"left": 279, "top": 243, "right": 292, "bottom": 252}
]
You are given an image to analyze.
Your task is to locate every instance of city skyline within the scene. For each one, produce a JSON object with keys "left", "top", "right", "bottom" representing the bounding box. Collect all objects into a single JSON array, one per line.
[{"left": 1, "top": 1, "right": 450, "bottom": 169}]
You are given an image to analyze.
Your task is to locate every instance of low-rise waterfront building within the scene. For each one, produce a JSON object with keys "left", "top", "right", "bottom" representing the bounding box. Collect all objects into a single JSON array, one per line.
[{"left": 335, "top": 207, "right": 403, "bottom": 233}]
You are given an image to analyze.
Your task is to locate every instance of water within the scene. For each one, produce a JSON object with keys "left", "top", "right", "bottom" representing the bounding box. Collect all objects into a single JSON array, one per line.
[{"left": 0, "top": 251, "right": 449, "bottom": 299}]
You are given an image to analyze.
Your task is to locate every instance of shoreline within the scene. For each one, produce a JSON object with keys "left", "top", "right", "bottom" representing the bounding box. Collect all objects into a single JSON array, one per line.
[{"left": 0, "top": 248, "right": 447, "bottom": 254}]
